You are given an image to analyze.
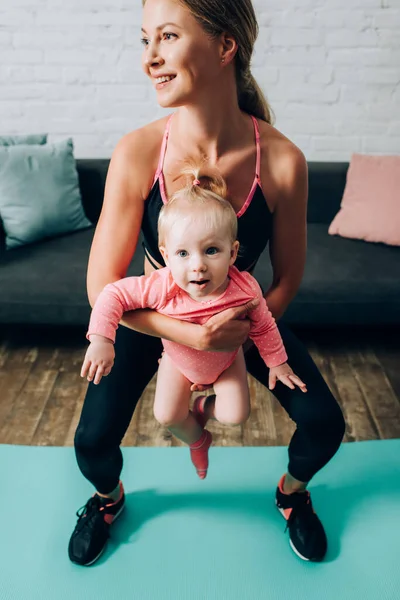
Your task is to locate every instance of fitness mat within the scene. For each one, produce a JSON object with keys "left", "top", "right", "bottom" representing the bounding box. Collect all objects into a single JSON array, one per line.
[{"left": 0, "top": 439, "right": 399, "bottom": 600}]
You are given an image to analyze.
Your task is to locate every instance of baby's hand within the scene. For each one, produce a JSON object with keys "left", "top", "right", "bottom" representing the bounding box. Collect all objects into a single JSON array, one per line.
[
  {"left": 269, "top": 362, "right": 307, "bottom": 393},
  {"left": 81, "top": 336, "right": 115, "bottom": 385}
]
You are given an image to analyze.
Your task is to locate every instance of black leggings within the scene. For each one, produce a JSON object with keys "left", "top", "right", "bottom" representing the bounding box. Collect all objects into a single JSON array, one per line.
[{"left": 74, "top": 322, "right": 346, "bottom": 494}]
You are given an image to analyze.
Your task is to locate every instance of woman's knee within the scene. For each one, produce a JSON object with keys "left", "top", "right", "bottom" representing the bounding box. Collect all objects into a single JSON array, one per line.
[
  {"left": 74, "top": 415, "right": 121, "bottom": 456},
  {"left": 295, "top": 395, "right": 346, "bottom": 441},
  {"left": 74, "top": 423, "right": 105, "bottom": 455}
]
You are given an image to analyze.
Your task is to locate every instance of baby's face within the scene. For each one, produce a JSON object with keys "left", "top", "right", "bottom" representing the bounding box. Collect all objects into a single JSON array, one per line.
[{"left": 160, "top": 218, "right": 239, "bottom": 302}]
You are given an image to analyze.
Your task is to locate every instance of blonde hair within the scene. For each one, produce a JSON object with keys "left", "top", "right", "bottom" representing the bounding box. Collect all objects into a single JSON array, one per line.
[
  {"left": 158, "top": 161, "right": 238, "bottom": 248},
  {"left": 142, "top": 0, "right": 274, "bottom": 124}
]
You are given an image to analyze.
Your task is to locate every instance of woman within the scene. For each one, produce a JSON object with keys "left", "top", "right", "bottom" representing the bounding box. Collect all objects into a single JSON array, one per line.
[{"left": 68, "top": 0, "right": 345, "bottom": 567}]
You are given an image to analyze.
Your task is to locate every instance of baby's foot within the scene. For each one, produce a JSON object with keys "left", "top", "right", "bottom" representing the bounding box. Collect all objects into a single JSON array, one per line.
[
  {"left": 190, "top": 430, "right": 213, "bottom": 479},
  {"left": 192, "top": 395, "right": 209, "bottom": 429}
]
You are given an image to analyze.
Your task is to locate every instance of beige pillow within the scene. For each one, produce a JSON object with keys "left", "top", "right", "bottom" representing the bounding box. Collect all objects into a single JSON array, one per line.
[{"left": 328, "top": 154, "right": 400, "bottom": 246}]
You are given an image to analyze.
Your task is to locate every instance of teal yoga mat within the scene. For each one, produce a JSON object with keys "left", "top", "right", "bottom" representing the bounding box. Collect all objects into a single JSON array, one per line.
[{"left": 1, "top": 440, "right": 399, "bottom": 600}]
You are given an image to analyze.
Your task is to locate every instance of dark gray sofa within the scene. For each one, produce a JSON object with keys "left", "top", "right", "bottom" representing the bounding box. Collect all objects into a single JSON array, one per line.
[{"left": 0, "top": 160, "right": 399, "bottom": 327}]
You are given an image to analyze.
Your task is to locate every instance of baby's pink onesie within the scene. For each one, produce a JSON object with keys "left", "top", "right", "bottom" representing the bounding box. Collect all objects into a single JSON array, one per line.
[{"left": 87, "top": 266, "right": 288, "bottom": 385}]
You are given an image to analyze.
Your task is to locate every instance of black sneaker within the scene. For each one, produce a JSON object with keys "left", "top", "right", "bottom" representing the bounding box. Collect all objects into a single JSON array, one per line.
[
  {"left": 68, "top": 481, "right": 125, "bottom": 566},
  {"left": 275, "top": 475, "right": 327, "bottom": 562}
]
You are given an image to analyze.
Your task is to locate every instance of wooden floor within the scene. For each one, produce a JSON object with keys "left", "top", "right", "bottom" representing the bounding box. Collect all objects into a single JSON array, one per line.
[{"left": 0, "top": 325, "right": 399, "bottom": 447}]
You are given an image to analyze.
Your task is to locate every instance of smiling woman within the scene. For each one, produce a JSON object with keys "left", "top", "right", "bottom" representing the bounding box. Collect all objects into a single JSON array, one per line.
[
  {"left": 141, "top": 0, "right": 273, "bottom": 121},
  {"left": 68, "top": 0, "right": 346, "bottom": 569}
]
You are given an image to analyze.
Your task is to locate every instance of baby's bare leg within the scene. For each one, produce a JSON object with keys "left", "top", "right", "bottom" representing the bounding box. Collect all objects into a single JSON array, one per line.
[
  {"left": 155, "top": 353, "right": 213, "bottom": 479},
  {"left": 154, "top": 353, "right": 203, "bottom": 445},
  {"left": 212, "top": 348, "right": 251, "bottom": 426}
]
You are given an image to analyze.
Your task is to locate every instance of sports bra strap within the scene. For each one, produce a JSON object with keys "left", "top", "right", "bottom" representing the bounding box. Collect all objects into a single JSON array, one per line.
[
  {"left": 154, "top": 113, "right": 174, "bottom": 181},
  {"left": 251, "top": 115, "right": 261, "bottom": 180}
]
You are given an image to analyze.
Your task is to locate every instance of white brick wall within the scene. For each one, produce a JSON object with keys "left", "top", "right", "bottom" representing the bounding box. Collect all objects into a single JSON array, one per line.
[{"left": 1, "top": 0, "right": 399, "bottom": 160}]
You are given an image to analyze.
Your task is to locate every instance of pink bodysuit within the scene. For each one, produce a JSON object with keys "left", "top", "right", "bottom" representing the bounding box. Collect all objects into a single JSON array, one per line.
[{"left": 87, "top": 266, "right": 288, "bottom": 385}]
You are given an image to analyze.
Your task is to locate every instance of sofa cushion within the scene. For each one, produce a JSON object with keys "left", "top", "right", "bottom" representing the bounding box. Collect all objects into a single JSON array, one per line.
[
  {"left": 253, "top": 223, "right": 400, "bottom": 325},
  {"left": 0, "top": 134, "right": 49, "bottom": 252},
  {"left": 0, "top": 228, "right": 145, "bottom": 325},
  {"left": 0, "top": 139, "right": 92, "bottom": 250},
  {"left": 328, "top": 154, "right": 400, "bottom": 246}
]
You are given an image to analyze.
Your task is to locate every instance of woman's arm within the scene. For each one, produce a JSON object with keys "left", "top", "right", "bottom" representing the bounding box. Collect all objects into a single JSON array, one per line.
[
  {"left": 120, "top": 298, "right": 258, "bottom": 352},
  {"left": 264, "top": 147, "right": 308, "bottom": 320},
  {"left": 120, "top": 309, "right": 203, "bottom": 349},
  {"left": 87, "top": 128, "right": 155, "bottom": 308}
]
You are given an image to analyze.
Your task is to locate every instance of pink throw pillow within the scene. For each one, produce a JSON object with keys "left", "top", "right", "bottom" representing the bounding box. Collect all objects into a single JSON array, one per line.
[{"left": 328, "top": 154, "right": 400, "bottom": 246}]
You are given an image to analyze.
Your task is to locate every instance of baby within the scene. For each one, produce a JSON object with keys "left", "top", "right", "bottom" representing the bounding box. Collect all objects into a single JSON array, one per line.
[{"left": 81, "top": 166, "right": 307, "bottom": 479}]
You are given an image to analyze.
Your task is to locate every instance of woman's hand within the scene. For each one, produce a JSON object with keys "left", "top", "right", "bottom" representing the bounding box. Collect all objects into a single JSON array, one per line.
[
  {"left": 269, "top": 362, "right": 307, "bottom": 393},
  {"left": 200, "top": 298, "right": 259, "bottom": 352},
  {"left": 81, "top": 336, "right": 115, "bottom": 385}
]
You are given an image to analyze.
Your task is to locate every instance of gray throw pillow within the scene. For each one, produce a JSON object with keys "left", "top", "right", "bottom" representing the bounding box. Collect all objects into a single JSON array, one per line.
[
  {"left": 0, "top": 134, "right": 47, "bottom": 146},
  {"left": 0, "top": 138, "right": 92, "bottom": 250}
]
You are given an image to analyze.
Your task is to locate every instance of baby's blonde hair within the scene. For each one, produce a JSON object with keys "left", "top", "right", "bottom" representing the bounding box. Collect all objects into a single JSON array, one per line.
[{"left": 158, "top": 159, "right": 238, "bottom": 248}]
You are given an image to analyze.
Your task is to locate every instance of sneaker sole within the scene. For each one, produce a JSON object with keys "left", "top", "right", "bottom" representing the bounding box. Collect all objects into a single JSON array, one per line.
[
  {"left": 79, "top": 502, "right": 126, "bottom": 567},
  {"left": 276, "top": 502, "right": 310, "bottom": 562}
]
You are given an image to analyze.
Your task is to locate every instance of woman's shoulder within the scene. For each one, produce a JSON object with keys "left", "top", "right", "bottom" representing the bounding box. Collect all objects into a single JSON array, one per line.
[
  {"left": 110, "top": 115, "right": 172, "bottom": 195},
  {"left": 257, "top": 119, "right": 306, "bottom": 168},
  {"left": 257, "top": 119, "right": 308, "bottom": 211},
  {"left": 116, "top": 115, "right": 170, "bottom": 159}
]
